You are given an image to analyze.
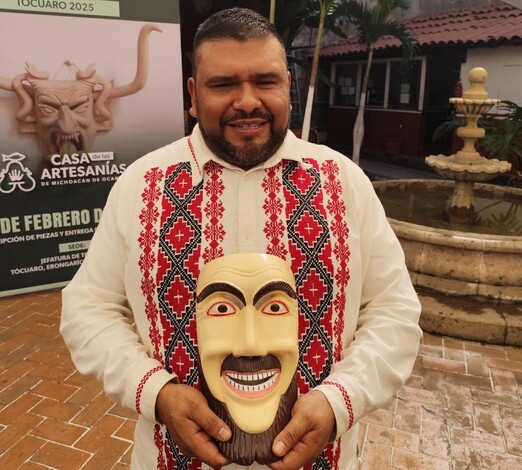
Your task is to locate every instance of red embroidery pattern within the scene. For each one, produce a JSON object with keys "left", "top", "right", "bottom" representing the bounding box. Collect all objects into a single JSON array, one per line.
[
  {"left": 202, "top": 161, "right": 225, "bottom": 263},
  {"left": 280, "top": 160, "right": 338, "bottom": 470},
  {"left": 262, "top": 164, "right": 288, "bottom": 258},
  {"left": 154, "top": 424, "right": 168, "bottom": 470},
  {"left": 187, "top": 137, "right": 201, "bottom": 176},
  {"left": 321, "top": 160, "right": 350, "bottom": 362},
  {"left": 136, "top": 365, "right": 163, "bottom": 414},
  {"left": 155, "top": 162, "right": 204, "bottom": 469},
  {"left": 139, "top": 167, "right": 164, "bottom": 364},
  {"left": 284, "top": 160, "right": 335, "bottom": 391},
  {"left": 322, "top": 380, "right": 355, "bottom": 430},
  {"left": 156, "top": 163, "right": 202, "bottom": 387}
]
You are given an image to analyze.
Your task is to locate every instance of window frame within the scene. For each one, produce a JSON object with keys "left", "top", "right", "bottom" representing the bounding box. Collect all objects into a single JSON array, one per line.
[{"left": 329, "top": 56, "right": 427, "bottom": 113}]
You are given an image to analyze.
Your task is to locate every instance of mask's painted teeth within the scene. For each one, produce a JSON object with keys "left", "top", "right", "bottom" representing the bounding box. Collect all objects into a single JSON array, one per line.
[{"left": 224, "top": 370, "right": 278, "bottom": 393}]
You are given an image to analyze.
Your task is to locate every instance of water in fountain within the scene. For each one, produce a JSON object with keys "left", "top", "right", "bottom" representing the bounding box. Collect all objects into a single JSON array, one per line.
[{"left": 378, "top": 180, "right": 522, "bottom": 236}]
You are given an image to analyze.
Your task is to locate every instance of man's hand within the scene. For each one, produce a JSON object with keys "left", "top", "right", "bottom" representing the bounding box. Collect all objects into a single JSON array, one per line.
[
  {"left": 155, "top": 382, "right": 232, "bottom": 468},
  {"left": 269, "top": 390, "right": 335, "bottom": 470}
]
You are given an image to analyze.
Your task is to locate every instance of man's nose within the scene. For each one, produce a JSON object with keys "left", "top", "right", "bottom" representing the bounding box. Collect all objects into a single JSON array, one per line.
[
  {"left": 233, "top": 306, "right": 267, "bottom": 357},
  {"left": 233, "top": 83, "right": 262, "bottom": 114},
  {"left": 57, "top": 106, "right": 76, "bottom": 133}
]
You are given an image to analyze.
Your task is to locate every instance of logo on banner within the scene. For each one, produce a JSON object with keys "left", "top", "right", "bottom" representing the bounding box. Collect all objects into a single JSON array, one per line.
[
  {"left": 0, "top": 151, "right": 126, "bottom": 192},
  {"left": 40, "top": 151, "right": 126, "bottom": 186},
  {"left": 0, "top": 153, "right": 36, "bottom": 194}
]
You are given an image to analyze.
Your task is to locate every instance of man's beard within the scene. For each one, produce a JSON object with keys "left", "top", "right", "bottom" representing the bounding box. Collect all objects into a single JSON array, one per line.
[
  {"left": 200, "top": 355, "right": 298, "bottom": 466},
  {"left": 199, "top": 110, "right": 288, "bottom": 170}
]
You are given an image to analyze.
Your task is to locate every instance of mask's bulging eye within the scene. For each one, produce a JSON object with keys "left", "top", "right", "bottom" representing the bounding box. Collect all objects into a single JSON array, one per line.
[
  {"left": 207, "top": 301, "right": 237, "bottom": 316},
  {"left": 261, "top": 300, "right": 289, "bottom": 315}
]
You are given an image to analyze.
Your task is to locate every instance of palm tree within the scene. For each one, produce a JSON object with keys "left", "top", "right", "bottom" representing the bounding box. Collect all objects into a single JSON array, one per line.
[
  {"left": 270, "top": 0, "right": 276, "bottom": 23},
  {"left": 343, "top": 0, "right": 417, "bottom": 165},
  {"left": 301, "top": 0, "right": 338, "bottom": 142}
]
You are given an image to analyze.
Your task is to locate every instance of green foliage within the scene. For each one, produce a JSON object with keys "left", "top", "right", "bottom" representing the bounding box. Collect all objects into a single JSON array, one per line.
[
  {"left": 339, "top": 0, "right": 418, "bottom": 67},
  {"left": 480, "top": 101, "right": 522, "bottom": 171},
  {"left": 270, "top": 0, "right": 348, "bottom": 49},
  {"left": 433, "top": 100, "right": 522, "bottom": 172}
]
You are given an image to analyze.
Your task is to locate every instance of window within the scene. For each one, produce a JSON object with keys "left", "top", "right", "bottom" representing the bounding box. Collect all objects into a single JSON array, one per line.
[
  {"left": 333, "top": 63, "right": 358, "bottom": 106},
  {"left": 331, "top": 58, "right": 425, "bottom": 111},
  {"left": 364, "top": 62, "right": 386, "bottom": 107},
  {"left": 388, "top": 60, "right": 422, "bottom": 110}
]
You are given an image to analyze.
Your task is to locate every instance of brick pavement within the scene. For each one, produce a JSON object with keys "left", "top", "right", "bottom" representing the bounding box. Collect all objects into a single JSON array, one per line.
[{"left": 0, "top": 290, "right": 521, "bottom": 469}]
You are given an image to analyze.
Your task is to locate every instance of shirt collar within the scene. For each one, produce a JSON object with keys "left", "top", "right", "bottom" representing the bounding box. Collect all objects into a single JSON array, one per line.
[{"left": 188, "top": 124, "right": 310, "bottom": 184}]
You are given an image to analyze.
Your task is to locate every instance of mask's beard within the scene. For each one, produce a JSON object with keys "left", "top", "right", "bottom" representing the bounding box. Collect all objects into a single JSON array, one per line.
[
  {"left": 199, "top": 109, "right": 288, "bottom": 170},
  {"left": 200, "top": 355, "right": 298, "bottom": 466}
]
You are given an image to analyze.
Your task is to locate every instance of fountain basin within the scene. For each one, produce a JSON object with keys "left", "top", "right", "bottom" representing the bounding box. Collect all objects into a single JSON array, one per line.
[
  {"left": 374, "top": 179, "right": 522, "bottom": 345},
  {"left": 374, "top": 179, "right": 522, "bottom": 302}
]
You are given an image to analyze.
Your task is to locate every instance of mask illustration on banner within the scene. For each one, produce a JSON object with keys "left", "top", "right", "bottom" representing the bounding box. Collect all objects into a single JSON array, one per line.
[
  {"left": 195, "top": 253, "right": 299, "bottom": 466},
  {"left": 0, "top": 23, "right": 161, "bottom": 160}
]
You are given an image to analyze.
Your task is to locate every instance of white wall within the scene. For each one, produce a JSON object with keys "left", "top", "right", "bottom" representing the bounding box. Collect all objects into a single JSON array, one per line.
[{"left": 461, "top": 46, "right": 522, "bottom": 106}]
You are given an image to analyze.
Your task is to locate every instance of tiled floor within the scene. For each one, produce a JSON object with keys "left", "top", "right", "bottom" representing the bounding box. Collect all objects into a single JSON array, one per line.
[{"left": 0, "top": 290, "right": 521, "bottom": 469}]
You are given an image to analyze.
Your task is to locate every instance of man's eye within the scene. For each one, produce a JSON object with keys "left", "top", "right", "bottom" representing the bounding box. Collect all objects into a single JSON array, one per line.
[
  {"left": 212, "top": 82, "right": 233, "bottom": 88},
  {"left": 207, "top": 301, "right": 236, "bottom": 316},
  {"left": 261, "top": 300, "right": 289, "bottom": 315}
]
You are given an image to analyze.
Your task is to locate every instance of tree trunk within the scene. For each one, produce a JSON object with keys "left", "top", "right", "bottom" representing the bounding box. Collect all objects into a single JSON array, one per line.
[
  {"left": 352, "top": 46, "right": 374, "bottom": 165},
  {"left": 301, "top": 3, "right": 328, "bottom": 142}
]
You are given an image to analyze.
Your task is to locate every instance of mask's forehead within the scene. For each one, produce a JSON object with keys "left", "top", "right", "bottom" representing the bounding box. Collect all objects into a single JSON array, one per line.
[
  {"left": 197, "top": 253, "right": 295, "bottom": 297},
  {"left": 34, "top": 79, "right": 93, "bottom": 96}
]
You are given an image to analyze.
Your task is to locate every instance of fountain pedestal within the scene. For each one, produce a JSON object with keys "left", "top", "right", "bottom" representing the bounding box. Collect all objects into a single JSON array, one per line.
[{"left": 425, "top": 67, "right": 511, "bottom": 225}]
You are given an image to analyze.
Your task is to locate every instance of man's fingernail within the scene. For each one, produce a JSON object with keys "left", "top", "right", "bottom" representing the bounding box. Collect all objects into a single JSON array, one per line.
[
  {"left": 218, "top": 427, "right": 231, "bottom": 441},
  {"left": 273, "top": 440, "right": 285, "bottom": 455}
]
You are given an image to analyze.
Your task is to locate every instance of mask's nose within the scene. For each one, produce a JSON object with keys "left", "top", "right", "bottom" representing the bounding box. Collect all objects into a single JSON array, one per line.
[{"left": 233, "top": 305, "right": 267, "bottom": 357}]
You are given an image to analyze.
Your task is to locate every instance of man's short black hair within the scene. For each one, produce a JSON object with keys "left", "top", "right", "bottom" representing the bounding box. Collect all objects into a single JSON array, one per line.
[{"left": 192, "top": 7, "right": 287, "bottom": 76}]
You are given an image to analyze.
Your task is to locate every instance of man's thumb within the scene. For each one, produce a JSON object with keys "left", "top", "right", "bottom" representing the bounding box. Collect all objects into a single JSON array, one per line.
[
  {"left": 272, "top": 422, "right": 300, "bottom": 457},
  {"left": 195, "top": 406, "right": 232, "bottom": 442}
]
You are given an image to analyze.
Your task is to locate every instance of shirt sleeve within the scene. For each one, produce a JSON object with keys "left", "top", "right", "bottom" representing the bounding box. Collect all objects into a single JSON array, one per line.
[
  {"left": 60, "top": 172, "right": 176, "bottom": 422},
  {"left": 314, "top": 173, "right": 422, "bottom": 439}
]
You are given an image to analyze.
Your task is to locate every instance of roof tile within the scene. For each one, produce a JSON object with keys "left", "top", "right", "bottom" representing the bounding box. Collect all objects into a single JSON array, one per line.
[{"left": 321, "top": 0, "right": 522, "bottom": 57}]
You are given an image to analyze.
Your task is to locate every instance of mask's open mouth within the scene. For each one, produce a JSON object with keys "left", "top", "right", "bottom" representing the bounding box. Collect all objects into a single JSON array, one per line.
[
  {"left": 222, "top": 368, "right": 281, "bottom": 398},
  {"left": 53, "top": 131, "right": 83, "bottom": 154}
]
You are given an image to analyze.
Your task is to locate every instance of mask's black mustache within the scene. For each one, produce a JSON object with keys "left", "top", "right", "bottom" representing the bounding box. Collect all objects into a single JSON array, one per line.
[{"left": 221, "top": 354, "right": 281, "bottom": 374}]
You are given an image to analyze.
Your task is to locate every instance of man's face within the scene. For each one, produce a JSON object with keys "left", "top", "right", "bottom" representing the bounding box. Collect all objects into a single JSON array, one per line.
[
  {"left": 188, "top": 37, "right": 291, "bottom": 170},
  {"left": 196, "top": 253, "right": 298, "bottom": 434}
]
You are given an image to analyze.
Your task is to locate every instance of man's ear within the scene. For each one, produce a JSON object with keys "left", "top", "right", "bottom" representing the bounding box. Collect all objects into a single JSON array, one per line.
[{"left": 187, "top": 77, "right": 197, "bottom": 119}]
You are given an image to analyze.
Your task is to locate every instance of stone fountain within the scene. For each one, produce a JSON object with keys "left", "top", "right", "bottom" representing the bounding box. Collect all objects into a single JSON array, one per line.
[
  {"left": 372, "top": 67, "right": 522, "bottom": 345},
  {"left": 425, "top": 67, "right": 511, "bottom": 226}
]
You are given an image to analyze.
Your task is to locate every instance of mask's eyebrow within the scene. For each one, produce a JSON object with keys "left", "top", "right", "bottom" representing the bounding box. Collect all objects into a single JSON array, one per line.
[
  {"left": 254, "top": 281, "right": 297, "bottom": 306},
  {"left": 196, "top": 282, "right": 246, "bottom": 305}
]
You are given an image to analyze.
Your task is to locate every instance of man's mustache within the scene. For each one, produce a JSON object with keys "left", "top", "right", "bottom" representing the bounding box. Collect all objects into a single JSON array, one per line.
[
  {"left": 221, "top": 354, "right": 281, "bottom": 374},
  {"left": 222, "top": 109, "right": 274, "bottom": 124}
]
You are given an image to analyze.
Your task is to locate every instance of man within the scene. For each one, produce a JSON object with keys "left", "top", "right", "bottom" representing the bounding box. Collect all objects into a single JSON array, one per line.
[{"left": 61, "top": 7, "right": 422, "bottom": 470}]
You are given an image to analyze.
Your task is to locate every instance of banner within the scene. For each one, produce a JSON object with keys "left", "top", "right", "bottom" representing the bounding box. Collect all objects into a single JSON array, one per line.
[{"left": 0, "top": 1, "right": 184, "bottom": 295}]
